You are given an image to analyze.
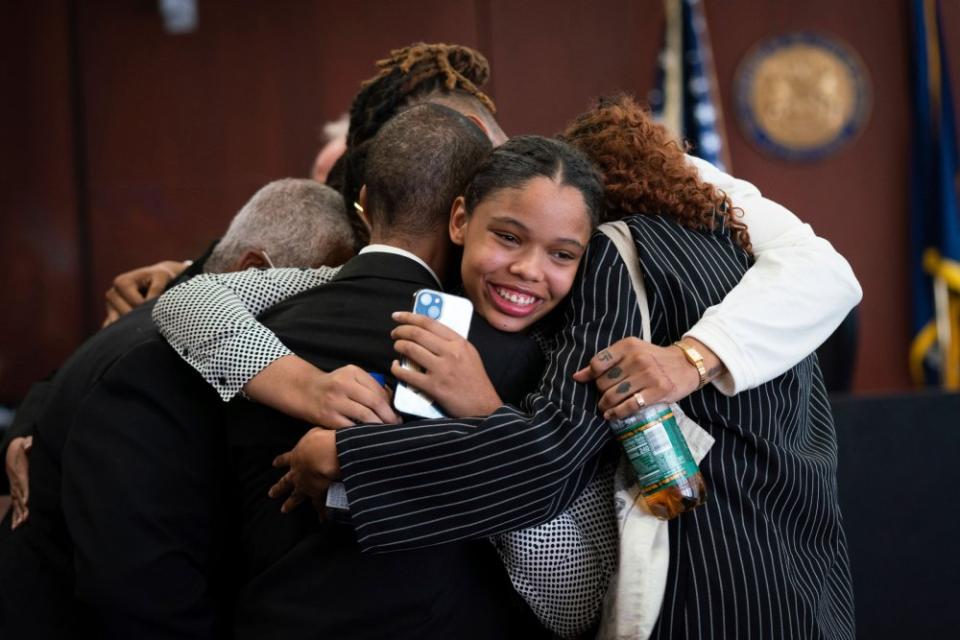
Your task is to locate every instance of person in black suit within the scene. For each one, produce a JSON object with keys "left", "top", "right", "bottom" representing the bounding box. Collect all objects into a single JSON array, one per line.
[
  {"left": 0, "top": 180, "right": 355, "bottom": 639},
  {"left": 0, "top": 304, "right": 187, "bottom": 639},
  {"left": 219, "top": 105, "right": 546, "bottom": 639}
]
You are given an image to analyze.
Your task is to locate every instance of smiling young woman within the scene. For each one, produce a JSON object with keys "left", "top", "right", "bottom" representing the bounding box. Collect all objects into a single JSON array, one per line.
[{"left": 449, "top": 175, "right": 592, "bottom": 333}]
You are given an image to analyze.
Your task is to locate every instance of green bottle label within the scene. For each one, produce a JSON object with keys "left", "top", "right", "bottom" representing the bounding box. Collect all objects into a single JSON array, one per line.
[{"left": 612, "top": 406, "right": 700, "bottom": 496}]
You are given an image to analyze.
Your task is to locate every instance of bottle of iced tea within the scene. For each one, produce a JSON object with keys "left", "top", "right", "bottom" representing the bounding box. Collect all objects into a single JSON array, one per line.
[{"left": 609, "top": 403, "right": 706, "bottom": 519}]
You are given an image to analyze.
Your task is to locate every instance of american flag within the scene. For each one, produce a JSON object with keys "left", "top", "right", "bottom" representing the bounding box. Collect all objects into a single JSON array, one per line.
[{"left": 649, "top": 0, "right": 731, "bottom": 171}]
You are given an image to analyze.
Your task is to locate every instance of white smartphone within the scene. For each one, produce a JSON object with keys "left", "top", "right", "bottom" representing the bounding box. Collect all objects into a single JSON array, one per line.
[{"left": 392, "top": 289, "right": 474, "bottom": 419}]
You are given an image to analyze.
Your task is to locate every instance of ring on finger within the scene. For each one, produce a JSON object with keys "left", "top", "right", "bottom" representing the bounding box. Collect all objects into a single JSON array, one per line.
[{"left": 634, "top": 392, "right": 646, "bottom": 409}]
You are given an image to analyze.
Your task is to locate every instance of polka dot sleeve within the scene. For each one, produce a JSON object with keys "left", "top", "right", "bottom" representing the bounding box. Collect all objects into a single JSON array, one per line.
[{"left": 152, "top": 266, "right": 340, "bottom": 400}]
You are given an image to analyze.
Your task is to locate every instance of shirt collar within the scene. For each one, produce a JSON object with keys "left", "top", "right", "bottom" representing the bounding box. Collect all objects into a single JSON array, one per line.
[{"left": 358, "top": 244, "right": 442, "bottom": 287}]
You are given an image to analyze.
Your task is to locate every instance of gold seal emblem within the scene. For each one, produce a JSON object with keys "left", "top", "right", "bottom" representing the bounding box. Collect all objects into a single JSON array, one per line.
[{"left": 735, "top": 33, "right": 871, "bottom": 160}]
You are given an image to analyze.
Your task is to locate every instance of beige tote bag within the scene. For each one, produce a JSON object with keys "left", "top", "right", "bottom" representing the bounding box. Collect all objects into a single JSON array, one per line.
[{"left": 596, "top": 221, "right": 714, "bottom": 640}]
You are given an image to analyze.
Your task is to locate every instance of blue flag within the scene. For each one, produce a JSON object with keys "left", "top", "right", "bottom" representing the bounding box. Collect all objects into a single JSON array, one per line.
[
  {"left": 908, "top": 0, "right": 960, "bottom": 387},
  {"left": 650, "top": 0, "right": 730, "bottom": 171}
]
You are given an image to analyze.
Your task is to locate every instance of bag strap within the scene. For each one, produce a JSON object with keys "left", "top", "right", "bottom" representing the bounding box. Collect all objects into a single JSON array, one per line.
[{"left": 598, "top": 221, "right": 651, "bottom": 342}]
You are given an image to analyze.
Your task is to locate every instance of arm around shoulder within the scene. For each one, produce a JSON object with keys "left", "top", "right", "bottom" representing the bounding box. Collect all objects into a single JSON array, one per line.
[
  {"left": 152, "top": 267, "right": 339, "bottom": 400},
  {"left": 686, "top": 157, "right": 862, "bottom": 393}
]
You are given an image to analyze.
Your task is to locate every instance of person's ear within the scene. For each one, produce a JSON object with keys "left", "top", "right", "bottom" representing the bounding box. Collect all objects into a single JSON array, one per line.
[
  {"left": 449, "top": 197, "right": 469, "bottom": 247},
  {"left": 356, "top": 185, "right": 372, "bottom": 234},
  {"left": 231, "top": 250, "right": 269, "bottom": 272}
]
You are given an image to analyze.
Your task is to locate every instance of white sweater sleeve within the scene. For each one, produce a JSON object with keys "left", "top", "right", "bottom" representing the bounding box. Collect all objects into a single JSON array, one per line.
[
  {"left": 683, "top": 156, "right": 863, "bottom": 395},
  {"left": 152, "top": 266, "right": 341, "bottom": 400}
]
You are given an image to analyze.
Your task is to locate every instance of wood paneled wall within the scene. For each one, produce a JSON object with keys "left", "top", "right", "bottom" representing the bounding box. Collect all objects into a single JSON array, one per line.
[
  {"left": 1, "top": 2, "right": 85, "bottom": 402},
  {"left": 2, "top": 0, "right": 957, "bottom": 402}
]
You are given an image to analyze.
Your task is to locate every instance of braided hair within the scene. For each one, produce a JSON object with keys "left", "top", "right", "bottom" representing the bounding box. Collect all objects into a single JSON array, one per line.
[
  {"left": 349, "top": 42, "right": 495, "bottom": 148},
  {"left": 341, "top": 43, "right": 497, "bottom": 247}
]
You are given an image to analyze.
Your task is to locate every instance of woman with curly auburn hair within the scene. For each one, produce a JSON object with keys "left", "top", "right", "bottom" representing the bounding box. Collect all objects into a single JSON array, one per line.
[
  {"left": 563, "top": 93, "right": 751, "bottom": 251},
  {"left": 553, "top": 94, "right": 857, "bottom": 639}
]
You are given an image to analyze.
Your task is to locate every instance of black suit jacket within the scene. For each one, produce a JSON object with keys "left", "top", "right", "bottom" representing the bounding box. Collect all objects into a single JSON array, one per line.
[
  {"left": 226, "top": 251, "right": 546, "bottom": 640},
  {"left": 0, "top": 305, "right": 158, "bottom": 635},
  {"left": 0, "top": 303, "right": 232, "bottom": 639},
  {"left": 0, "top": 241, "right": 218, "bottom": 477},
  {"left": 0, "top": 239, "right": 219, "bottom": 481}
]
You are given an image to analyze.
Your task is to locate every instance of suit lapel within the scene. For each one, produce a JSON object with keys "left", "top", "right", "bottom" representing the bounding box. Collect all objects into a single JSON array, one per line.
[{"left": 332, "top": 252, "right": 439, "bottom": 289}]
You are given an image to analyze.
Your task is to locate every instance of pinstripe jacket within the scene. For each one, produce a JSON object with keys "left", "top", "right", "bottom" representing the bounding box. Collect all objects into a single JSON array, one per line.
[{"left": 336, "top": 214, "right": 855, "bottom": 639}]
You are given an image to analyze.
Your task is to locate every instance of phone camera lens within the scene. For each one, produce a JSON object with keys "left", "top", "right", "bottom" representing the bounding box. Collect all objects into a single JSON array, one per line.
[
  {"left": 419, "top": 293, "right": 433, "bottom": 306},
  {"left": 427, "top": 305, "right": 441, "bottom": 319}
]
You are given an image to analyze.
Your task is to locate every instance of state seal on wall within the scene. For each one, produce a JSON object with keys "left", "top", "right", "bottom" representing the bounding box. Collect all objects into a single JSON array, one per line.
[{"left": 734, "top": 32, "right": 871, "bottom": 161}]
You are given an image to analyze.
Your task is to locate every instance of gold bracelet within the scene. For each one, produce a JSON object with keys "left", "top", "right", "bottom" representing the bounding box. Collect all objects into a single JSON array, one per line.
[{"left": 673, "top": 339, "right": 709, "bottom": 390}]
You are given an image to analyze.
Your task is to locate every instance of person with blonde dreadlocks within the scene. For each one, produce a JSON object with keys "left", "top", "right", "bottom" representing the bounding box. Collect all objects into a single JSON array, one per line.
[
  {"left": 347, "top": 42, "right": 504, "bottom": 149},
  {"left": 336, "top": 42, "right": 507, "bottom": 248}
]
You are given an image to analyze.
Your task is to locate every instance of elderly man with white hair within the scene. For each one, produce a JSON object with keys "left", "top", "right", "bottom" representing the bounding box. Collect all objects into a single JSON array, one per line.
[{"left": 0, "top": 178, "right": 355, "bottom": 639}]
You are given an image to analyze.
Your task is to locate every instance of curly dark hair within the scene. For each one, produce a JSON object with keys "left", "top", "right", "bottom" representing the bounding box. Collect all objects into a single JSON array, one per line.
[
  {"left": 562, "top": 94, "right": 751, "bottom": 253},
  {"left": 341, "top": 43, "right": 497, "bottom": 248}
]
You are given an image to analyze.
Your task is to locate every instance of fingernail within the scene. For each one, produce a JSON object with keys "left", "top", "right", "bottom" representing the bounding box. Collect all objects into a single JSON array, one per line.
[{"left": 392, "top": 312, "right": 401, "bottom": 320}]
